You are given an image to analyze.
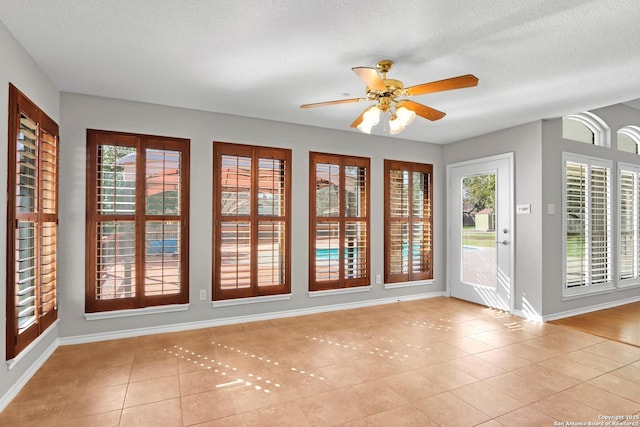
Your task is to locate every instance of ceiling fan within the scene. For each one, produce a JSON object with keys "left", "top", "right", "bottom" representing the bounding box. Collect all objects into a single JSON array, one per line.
[{"left": 300, "top": 60, "right": 478, "bottom": 134}]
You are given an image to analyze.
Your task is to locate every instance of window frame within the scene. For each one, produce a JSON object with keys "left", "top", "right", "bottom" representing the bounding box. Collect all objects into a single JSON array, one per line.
[
  {"left": 563, "top": 112, "right": 611, "bottom": 148},
  {"left": 384, "top": 159, "right": 433, "bottom": 284},
  {"left": 309, "top": 152, "right": 370, "bottom": 291},
  {"left": 617, "top": 126, "right": 640, "bottom": 154},
  {"left": 85, "top": 129, "right": 190, "bottom": 313},
  {"left": 212, "top": 142, "right": 291, "bottom": 301},
  {"left": 6, "top": 83, "right": 59, "bottom": 359},
  {"left": 562, "top": 152, "right": 613, "bottom": 298},
  {"left": 618, "top": 162, "right": 640, "bottom": 289}
]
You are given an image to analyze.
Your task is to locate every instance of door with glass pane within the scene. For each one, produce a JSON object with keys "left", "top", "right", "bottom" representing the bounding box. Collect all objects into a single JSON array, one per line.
[{"left": 447, "top": 154, "right": 513, "bottom": 311}]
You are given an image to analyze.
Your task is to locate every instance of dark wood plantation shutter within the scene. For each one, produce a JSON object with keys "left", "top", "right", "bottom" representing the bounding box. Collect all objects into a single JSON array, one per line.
[
  {"left": 86, "top": 130, "right": 190, "bottom": 312},
  {"left": 310, "top": 152, "right": 370, "bottom": 291},
  {"left": 213, "top": 142, "right": 291, "bottom": 300},
  {"left": 6, "top": 84, "right": 59, "bottom": 359},
  {"left": 385, "top": 160, "right": 433, "bottom": 284}
]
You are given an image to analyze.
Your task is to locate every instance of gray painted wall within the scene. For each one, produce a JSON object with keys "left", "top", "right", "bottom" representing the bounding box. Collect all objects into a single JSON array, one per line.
[
  {"left": 2, "top": 14, "right": 447, "bottom": 400},
  {"left": 0, "top": 18, "right": 60, "bottom": 403},
  {"left": 57, "top": 92, "right": 446, "bottom": 338},
  {"left": 3, "top": 11, "right": 640, "bottom": 410},
  {"left": 442, "top": 122, "right": 544, "bottom": 318},
  {"left": 541, "top": 104, "right": 640, "bottom": 317}
]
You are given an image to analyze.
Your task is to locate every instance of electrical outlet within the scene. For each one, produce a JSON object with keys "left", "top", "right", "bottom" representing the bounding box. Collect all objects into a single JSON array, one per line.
[
  {"left": 199, "top": 289, "right": 207, "bottom": 301},
  {"left": 375, "top": 274, "right": 382, "bottom": 285}
]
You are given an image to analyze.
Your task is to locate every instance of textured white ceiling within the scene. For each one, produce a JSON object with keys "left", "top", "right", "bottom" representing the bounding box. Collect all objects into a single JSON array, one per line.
[{"left": 2, "top": 0, "right": 640, "bottom": 144}]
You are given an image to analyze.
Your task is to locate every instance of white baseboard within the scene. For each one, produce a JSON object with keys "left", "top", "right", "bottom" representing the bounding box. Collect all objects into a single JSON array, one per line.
[
  {"left": 511, "top": 309, "right": 543, "bottom": 323},
  {"left": 59, "top": 291, "right": 444, "bottom": 346},
  {"left": 0, "top": 338, "right": 58, "bottom": 412},
  {"left": 543, "top": 294, "right": 640, "bottom": 322}
]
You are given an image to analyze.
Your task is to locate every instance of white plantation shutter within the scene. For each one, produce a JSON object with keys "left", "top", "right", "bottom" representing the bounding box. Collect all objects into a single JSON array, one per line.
[
  {"left": 589, "top": 166, "right": 610, "bottom": 284},
  {"left": 619, "top": 165, "right": 640, "bottom": 285},
  {"left": 563, "top": 153, "right": 612, "bottom": 296}
]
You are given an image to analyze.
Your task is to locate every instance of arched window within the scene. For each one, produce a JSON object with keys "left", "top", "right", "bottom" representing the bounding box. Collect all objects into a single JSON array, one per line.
[
  {"left": 617, "top": 126, "right": 640, "bottom": 154},
  {"left": 563, "top": 112, "right": 611, "bottom": 148}
]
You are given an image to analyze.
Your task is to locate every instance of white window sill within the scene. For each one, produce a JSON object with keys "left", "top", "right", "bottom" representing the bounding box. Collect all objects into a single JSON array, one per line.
[
  {"left": 7, "top": 320, "right": 59, "bottom": 370},
  {"left": 308, "top": 286, "right": 371, "bottom": 298},
  {"left": 212, "top": 293, "right": 292, "bottom": 308},
  {"left": 617, "top": 280, "right": 640, "bottom": 291},
  {"left": 384, "top": 279, "right": 433, "bottom": 290},
  {"left": 562, "top": 285, "right": 614, "bottom": 301},
  {"left": 85, "top": 304, "right": 189, "bottom": 321}
]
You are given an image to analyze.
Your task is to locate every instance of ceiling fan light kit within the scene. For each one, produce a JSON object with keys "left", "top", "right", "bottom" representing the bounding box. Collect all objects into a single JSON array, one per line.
[
  {"left": 300, "top": 60, "right": 478, "bottom": 135},
  {"left": 389, "top": 114, "right": 407, "bottom": 135},
  {"left": 395, "top": 104, "right": 416, "bottom": 125},
  {"left": 356, "top": 106, "right": 382, "bottom": 134}
]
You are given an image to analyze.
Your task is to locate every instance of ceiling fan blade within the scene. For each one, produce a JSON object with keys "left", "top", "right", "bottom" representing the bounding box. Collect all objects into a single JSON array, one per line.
[
  {"left": 404, "top": 74, "right": 478, "bottom": 96},
  {"left": 350, "top": 108, "right": 368, "bottom": 128},
  {"left": 300, "top": 98, "right": 364, "bottom": 109},
  {"left": 352, "top": 67, "right": 387, "bottom": 91},
  {"left": 400, "top": 100, "right": 446, "bottom": 121}
]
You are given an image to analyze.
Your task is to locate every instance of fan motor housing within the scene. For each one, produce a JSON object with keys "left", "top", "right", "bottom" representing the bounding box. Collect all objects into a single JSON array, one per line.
[{"left": 367, "top": 78, "right": 404, "bottom": 100}]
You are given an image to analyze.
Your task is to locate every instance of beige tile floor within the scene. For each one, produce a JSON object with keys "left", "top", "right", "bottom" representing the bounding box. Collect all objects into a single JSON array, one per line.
[{"left": 2, "top": 297, "right": 640, "bottom": 426}]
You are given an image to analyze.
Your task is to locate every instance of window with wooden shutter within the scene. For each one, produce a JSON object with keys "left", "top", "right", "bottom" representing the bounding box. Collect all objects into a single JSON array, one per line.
[
  {"left": 384, "top": 160, "right": 433, "bottom": 284},
  {"left": 213, "top": 142, "right": 291, "bottom": 300},
  {"left": 310, "top": 152, "right": 369, "bottom": 291},
  {"left": 6, "top": 84, "right": 59, "bottom": 359},
  {"left": 563, "top": 153, "right": 612, "bottom": 296},
  {"left": 86, "top": 130, "right": 189, "bottom": 312}
]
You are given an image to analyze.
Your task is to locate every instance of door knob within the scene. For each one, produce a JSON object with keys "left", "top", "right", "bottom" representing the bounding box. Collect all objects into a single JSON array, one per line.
[{"left": 496, "top": 240, "right": 509, "bottom": 245}]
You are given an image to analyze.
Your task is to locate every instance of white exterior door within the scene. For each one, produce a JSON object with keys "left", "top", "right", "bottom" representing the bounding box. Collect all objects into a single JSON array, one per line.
[{"left": 447, "top": 153, "right": 513, "bottom": 311}]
